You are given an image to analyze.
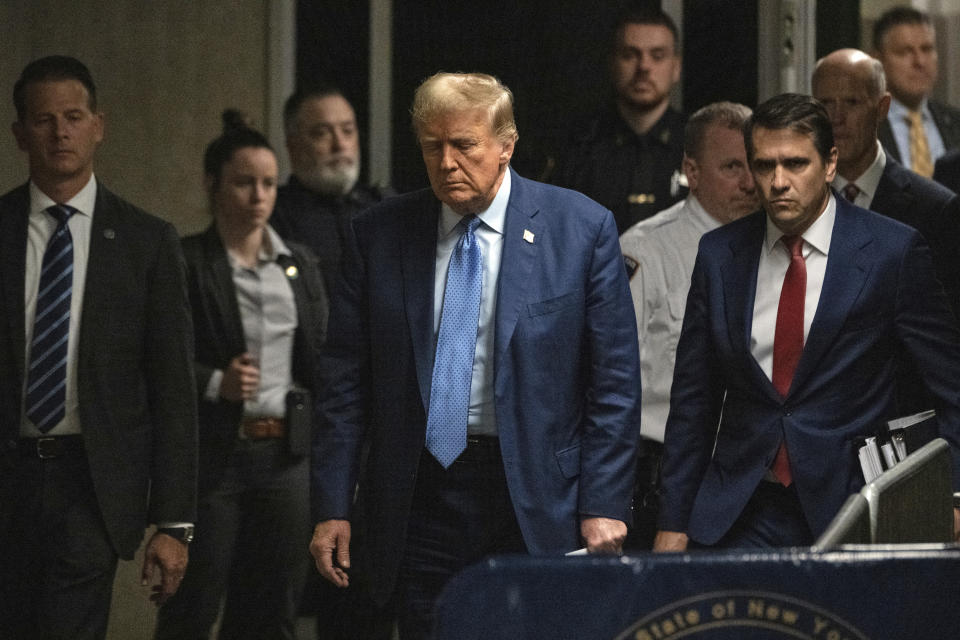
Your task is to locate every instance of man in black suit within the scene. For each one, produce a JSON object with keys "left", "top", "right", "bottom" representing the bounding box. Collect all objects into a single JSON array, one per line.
[
  {"left": 0, "top": 56, "right": 197, "bottom": 639},
  {"left": 934, "top": 150, "right": 960, "bottom": 194},
  {"left": 813, "top": 48, "right": 960, "bottom": 414},
  {"left": 873, "top": 6, "right": 960, "bottom": 176}
]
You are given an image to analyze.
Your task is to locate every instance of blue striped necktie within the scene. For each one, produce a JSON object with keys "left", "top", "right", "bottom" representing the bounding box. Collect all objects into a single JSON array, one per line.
[
  {"left": 26, "top": 204, "right": 75, "bottom": 432},
  {"left": 425, "top": 215, "right": 483, "bottom": 468}
]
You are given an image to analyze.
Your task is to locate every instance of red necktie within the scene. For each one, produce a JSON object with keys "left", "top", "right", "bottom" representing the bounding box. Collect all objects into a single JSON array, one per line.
[{"left": 771, "top": 235, "right": 805, "bottom": 486}]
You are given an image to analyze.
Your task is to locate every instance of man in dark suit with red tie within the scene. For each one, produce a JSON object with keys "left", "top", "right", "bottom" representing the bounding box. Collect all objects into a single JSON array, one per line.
[
  {"left": 308, "top": 72, "right": 640, "bottom": 638},
  {"left": 654, "top": 93, "right": 960, "bottom": 551},
  {"left": 0, "top": 56, "right": 197, "bottom": 638}
]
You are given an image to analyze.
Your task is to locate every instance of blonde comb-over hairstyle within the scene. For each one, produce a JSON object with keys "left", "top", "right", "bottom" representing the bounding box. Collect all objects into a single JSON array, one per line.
[{"left": 411, "top": 72, "right": 519, "bottom": 145}]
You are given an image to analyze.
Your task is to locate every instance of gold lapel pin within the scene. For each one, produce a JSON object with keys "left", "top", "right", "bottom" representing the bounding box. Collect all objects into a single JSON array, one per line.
[{"left": 285, "top": 265, "right": 299, "bottom": 278}]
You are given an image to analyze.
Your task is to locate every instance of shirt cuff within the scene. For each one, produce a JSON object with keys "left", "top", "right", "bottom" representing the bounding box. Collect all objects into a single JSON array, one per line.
[{"left": 205, "top": 369, "right": 224, "bottom": 402}]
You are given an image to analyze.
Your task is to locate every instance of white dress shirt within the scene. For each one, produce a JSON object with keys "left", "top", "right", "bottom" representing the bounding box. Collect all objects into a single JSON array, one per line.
[
  {"left": 21, "top": 176, "right": 97, "bottom": 437},
  {"left": 750, "top": 194, "right": 837, "bottom": 380},
  {"left": 433, "top": 169, "right": 510, "bottom": 436},
  {"left": 619, "top": 195, "right": 721, "bottom": 442},
  {"left": 833, "top": 146, "right": 886, "bottom": 210}
]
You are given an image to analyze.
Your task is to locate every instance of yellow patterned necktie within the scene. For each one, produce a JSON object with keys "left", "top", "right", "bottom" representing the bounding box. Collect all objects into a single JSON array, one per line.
[{"left": 907, "top": 109, "right": 934, "bottom": 178}]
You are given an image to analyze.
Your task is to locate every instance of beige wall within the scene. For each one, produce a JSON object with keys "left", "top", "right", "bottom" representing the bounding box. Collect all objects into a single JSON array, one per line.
[{"left": 0, "top": 1, "right": 275, "bottom": 236}]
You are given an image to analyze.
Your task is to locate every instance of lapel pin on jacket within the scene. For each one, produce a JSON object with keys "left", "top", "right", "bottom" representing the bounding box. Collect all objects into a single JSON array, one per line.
[
  {"left": 285, "top": 265, "right": 299, "bottom": 279},
  {"left": 523, "top": 229, "right": 535, "bottom": 243},
  {"left": 103, "top": 228, "right": 115, "bottom": 239}
]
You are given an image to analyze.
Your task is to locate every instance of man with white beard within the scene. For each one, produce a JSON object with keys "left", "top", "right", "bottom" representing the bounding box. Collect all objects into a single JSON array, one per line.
[
  {"left": 272, "top": 86, "right": 392, "bottom": 291},
  {"left": 272, "top": 87, "right": 395, "bottom": 639}
]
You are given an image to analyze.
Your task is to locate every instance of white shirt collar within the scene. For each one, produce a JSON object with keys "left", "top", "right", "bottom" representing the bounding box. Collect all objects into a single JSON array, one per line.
[
  {"left": 685, "top": 194, "right": 724, "bottom": 234},
  {"left": 833, "top": 145, "right": 886, "bottom": 203},
  {"left": 763, "top": 191, "right": 836, "bottom": 257},
  {"left": 29, "top": 174, "right": 97, "bottom": 219},
  {"left": 439, "top": 167, "right": 511, "bottom": 238}
]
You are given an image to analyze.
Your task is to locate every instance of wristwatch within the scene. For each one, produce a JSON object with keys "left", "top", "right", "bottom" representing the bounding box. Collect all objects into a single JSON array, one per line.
[{"left": 158, "top": 525, "right": 195, "bottom": 545}]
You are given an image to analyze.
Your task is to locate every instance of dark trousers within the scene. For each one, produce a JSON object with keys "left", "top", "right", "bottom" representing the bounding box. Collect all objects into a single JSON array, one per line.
[
  {"left": 624, "top": 438, "right": 663, "bottom": 551},
  {"left": 154, "top": 439, "right": 310, "bottom": 640},
  {"left": 394, "top": 440, "right": 526, "bottom": 640},
  {"left": 0, "top": 449, "right": 118, "bottom": 640},
  {"left": 697, "top": 480, "right": 815, "bottom": 549}
]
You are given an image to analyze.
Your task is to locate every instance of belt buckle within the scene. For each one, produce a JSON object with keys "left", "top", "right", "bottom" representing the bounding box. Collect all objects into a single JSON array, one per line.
[{"left": 36, "top": 437, "right": 62, "bottom": 459}]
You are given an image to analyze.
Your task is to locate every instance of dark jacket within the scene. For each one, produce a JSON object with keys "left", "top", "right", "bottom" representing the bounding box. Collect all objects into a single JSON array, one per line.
[
  {"left": 271, "top": 176, "right": 392, "bottom": 293},
  {"left": 181, "top": 225, "right": 328, "bottom": 493},
  {"left": 879, "top": 99, "right": 960, "bottom": 165},
  {"left": 0, "top": 181, "right": 198, "bottom": 558},
  {"left": 552, "top": 105, "right": 686, "bottom": 233}
]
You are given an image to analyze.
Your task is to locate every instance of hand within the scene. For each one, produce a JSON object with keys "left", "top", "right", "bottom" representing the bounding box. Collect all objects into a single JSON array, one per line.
[
  {"left": 653, "top": 530, "right": 689, "bottom": 552},
  {"left": 219, "top": 353, "right": 260, "bottom": 401},
  {"left": 954, "top": 508, "right": 960, "bottom": 543},
  {"left": 580, "top": 516, "right": 627, "bottom": 554},
  {"left": 141, "top": 530, "right": 189, "bottom": 606},
  {"left": 309, "top": 519, "right": 352, "bottom": 588}
]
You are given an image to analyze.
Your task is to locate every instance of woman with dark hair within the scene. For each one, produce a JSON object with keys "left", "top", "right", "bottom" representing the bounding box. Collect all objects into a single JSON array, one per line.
[{"left": 155, "top": 110, "right": 328, "bottom": 639}]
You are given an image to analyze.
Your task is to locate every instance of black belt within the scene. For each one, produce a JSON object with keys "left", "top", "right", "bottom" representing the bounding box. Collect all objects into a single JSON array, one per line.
[
  {"left": 456, "top": 435, "right": 501, "bottom": 464},
  {"left": 19, "top": 435, "right": 85, "bottom": 459}
]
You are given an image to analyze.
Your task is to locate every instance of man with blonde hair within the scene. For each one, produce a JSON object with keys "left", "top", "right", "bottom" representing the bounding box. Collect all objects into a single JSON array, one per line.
[
  {"left": 309, "top": 72, "right": 640, "bottom": 638},
  {"left": 620, "top": 101, "right": 757, "bottom": 548}
]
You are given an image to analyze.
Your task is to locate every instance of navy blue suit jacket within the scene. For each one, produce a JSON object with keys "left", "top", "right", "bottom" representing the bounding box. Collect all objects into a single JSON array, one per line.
[
  {"left": 658, "top": 197, "right": 960, "bottom": 544},
  {"left": 311, "top": 168, "right": 640, "bottom": 603},
  {"left": 934, "top": 150, "right": 960, "bottom": 195},
  {"left": 872, "top": 158, "right": 960, "bottom": 318}
]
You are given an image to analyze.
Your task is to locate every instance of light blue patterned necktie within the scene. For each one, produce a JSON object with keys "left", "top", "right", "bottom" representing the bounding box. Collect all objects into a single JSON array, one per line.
[
  {"left": 26, "top": 204, "right": 75, "bottom": 432},
  {"left": 425, "top": 215, "right": 483, "bottom": 468}
]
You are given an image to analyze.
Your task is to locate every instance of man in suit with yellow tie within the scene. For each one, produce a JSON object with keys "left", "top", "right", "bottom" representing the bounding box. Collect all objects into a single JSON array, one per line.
[{"left": 873, "top": 6, "right": 960, "bottom": 177}]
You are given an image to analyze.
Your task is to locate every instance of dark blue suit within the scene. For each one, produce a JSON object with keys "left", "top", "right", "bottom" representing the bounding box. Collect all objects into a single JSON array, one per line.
[
  {"left": 934, "top": 150, "right": 960, "bottom": 195},
  {"left": 312, "top": 168, "right": 640, "bottom": 605},
  {"left": 659, "top": 197, "right": 960, "bottom": 545}
]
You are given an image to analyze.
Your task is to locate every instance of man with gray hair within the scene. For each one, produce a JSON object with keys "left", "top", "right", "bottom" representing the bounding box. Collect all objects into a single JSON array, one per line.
[
  {"left": 812, "top": 49, "right": 960, "bottom": 414},
  {"left": 309, "top": 72, "right": 640, "bottom": 638},
  {"left": 619, "top": 101, "right": 757, "bottom": 549},
  {"left": 271, "top": 86, "right": 390, "bottom": 291}
]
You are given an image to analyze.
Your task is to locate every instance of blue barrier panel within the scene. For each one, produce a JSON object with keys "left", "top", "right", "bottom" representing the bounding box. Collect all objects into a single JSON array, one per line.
[{"left": 434, "top": 549, "right": 960, "bottom": 639}]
